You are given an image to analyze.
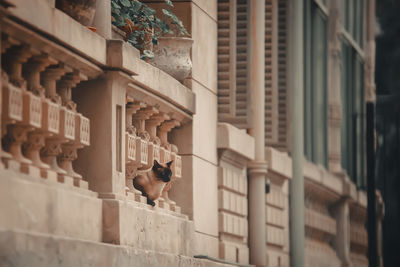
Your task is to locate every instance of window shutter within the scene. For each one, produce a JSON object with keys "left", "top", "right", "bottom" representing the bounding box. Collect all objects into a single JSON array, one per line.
[
  {"left": 217, "top": 0, "right": 252, "bottom": 129},
  {"left": 218, "top": 0, "right": 236, "bottom": 118},
  {"left": 265, "top": 0, "right": 279, "bottom": 146},
  {"left": 277, "top": 0, "right": 288, "bottom": 149}
]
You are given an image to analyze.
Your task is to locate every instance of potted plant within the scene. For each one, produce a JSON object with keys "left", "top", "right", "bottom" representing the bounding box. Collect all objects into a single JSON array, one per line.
[
  {"left": 56, "top": 0, "right": 97, "bottom": 26},
  {"left": 111, "top": 0, "right": 193, "bottom": 82}
]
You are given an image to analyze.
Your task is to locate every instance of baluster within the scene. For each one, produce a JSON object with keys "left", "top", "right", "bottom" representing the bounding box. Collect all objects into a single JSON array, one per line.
[
  {"left": 40, "top": 64, "right": 71, "bottom": 175},
  {"left": 125, "top": 100, "right": 146, "bottom": 201},
  {"left": 22, "top": 54, "right": 58, "bottom": 177},
  {"left": 0, "top": 72, "right": 12, "bottom": 166},
  {"left": 56, "top": 70, "right": 88, "bottom": 184},
  {"left": 158, "top": 119, "right": 181, "bottom": 211},
  {"left": 132, "top": 106, "right": 158, "bottom": 142},
  {"left": 1, "top": 45, "right": 41, "bottom": 174}
]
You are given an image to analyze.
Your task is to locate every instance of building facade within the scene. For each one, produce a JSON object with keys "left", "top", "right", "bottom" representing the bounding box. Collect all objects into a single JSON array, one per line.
[{"left": 0, "top": 0, "right": 380, "bottom": 267}]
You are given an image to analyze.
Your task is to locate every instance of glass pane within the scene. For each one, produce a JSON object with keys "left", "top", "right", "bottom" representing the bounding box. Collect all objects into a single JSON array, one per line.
[
  {"left": 341, "top": 42, "right": 365, "bottom": 186},
  {"left": 311, "top": 8, "right": 328, "bottom": 166}
]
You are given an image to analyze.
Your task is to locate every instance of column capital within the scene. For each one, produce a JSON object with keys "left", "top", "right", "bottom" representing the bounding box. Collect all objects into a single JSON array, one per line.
[{"left": 248, "top": 160, "right": 268, "bottom": 176}]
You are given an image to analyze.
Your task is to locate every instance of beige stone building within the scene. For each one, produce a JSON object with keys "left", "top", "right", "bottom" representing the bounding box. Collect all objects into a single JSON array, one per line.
[{"left": 0, "top": 0, "right": 380, "bottom": 266}]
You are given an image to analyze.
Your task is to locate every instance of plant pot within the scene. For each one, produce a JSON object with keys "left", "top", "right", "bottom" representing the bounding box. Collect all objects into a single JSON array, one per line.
[
  {"left": 56, "top": 0, "right": 97, "bottom": 26},
  {"left": 150, "top": 37, "right": 193, "bottom": 82}
]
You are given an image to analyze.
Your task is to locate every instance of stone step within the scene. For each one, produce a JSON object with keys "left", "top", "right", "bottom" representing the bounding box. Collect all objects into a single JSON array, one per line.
[{"left": 0, "top": 230, "right": 237, "bottom": 267}]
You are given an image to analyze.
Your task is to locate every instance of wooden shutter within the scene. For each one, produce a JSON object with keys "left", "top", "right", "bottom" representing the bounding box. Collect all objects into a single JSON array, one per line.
[
  {"left": 265, "top": 0, "right": 279, "bottom": 146},
  {"left": 276, "top": 0, "right": 288, "bottom": 150},
  {"left": 217, "top": 0, "right": 236, "bottom": 118},
  {"left": 217, "top": 0, "right": 252, "bottom": 129}
]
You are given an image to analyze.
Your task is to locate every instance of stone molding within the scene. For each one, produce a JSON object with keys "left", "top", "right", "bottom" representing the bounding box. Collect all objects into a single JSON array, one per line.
[{"left": 217, "top": 123, "right": 255, "bottom": 161}]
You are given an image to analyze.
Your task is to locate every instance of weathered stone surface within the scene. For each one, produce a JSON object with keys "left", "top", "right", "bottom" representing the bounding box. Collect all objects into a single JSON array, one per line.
[
  {"left": 102, "top": 198, "right": 195, "bottom": 256},
  {"left": 0, "top": 169, "right": 102, "bottom": 242},
  {"left": 0, "top": 230, "right": 236, "bottom": 267},
  {"left": 132, "top": 58, "right": 196, "bottom": 115},
  {"left": 194, "top": 231, "right": 219, "bottom": 258},
  {"left": 7, "top": 0, "right": 107, "bottom": 65},
  {"left": 191, "top": 2, "right": 218, "bottom": 94}
]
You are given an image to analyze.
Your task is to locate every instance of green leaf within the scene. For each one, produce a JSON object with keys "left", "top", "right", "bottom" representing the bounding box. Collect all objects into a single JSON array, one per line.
[
  {"left": 141, "top": 50, "right": 154, "bottom": 60},
  {"left": 164, "top": 0, "right": 174, "bottom": 7},
  {"left": 120, "top": 0, "right": 131, "bottom": 7}
]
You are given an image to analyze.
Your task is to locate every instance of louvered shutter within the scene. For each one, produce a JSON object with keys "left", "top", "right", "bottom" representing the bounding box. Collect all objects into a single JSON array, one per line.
[
  {"left": 265, "top": 0, "right": 279, "bottom": 146},
  {"left": 218, "top": 0, "right": 236, "bottom": 118},
  {"left": 277, "top": 0, "right": 288, "bottom": 150},
  {"left": 217, "top": 0, "right": 252, "bottom": 129}
]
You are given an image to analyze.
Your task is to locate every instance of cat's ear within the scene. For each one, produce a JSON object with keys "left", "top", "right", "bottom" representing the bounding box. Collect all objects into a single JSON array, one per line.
[
  {"left": 154, "top": 160, "right": 161, "bottom": 167},
  {"left": 166, "top": 160, "right": 173, "bottom": 168}
]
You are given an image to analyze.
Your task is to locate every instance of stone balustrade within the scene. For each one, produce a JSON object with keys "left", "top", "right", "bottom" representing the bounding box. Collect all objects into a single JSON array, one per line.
[
  {"left": 124, "top": 97, "right": 183, "bottom": 212},
  {"left": 1, "top": 33, "right": 92, "bottom": 190}
]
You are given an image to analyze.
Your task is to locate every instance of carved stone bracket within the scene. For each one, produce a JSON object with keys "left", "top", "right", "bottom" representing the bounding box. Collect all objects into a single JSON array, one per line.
[
  {"left": 41, "top": 63, "right": 72, "bottom": 104},
  {"left": 2, "top": 44, "right": 39, "bottom": 89},
  {"left": 57, "top": 70, "right": 87, "bottom": 111},
  {"left": 23, "top": 54, "right": 57, "bottom": 97},
  {"left": 126, "top": 100, "right": 145, "bottom": 134},
  {"left": 41, "top": 139, "right": 66, "bottom": 175},
  {"left": 132, "top": 106, "right": 158, "bottom": 141},
  {"left": 4, "top": 124, "right": 31, "bottom": 164},
  {"left": 145, "top": 112, "right": 170, "bottom": 145},
  {"left": 158, "top": 119, "right": 180, "bottom": 150},
  {"left": 58, "top": 143, "right": 81, "bottom": 179}
]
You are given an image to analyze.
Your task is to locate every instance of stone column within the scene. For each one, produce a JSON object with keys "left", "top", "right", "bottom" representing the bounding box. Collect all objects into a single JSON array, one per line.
[
  {"left": 289, "top": 0, "right": 305, "bottom": 265},
  {"left": 93, "top": 0, "right": 111, "bottom": 39},
  {"left": 365, "top": 0, "right": 376, "bottom": 103},
  {"left": 246, "top": 0, "right": 267, "bottom": 266},
  {"left": 333, "top": 198, "right": 352, "bottom": 267},
  {"left": 327, "top": 0, "right": 343, "bottom": 173}
]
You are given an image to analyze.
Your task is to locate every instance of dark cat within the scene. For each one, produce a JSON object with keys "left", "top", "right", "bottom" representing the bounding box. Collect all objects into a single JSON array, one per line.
[{"left": 133, "top": 159, "right": 173, "bottom": 206}]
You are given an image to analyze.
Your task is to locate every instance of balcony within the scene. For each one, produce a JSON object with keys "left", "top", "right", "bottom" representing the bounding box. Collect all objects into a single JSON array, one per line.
[{"left": 0, "top": 0, "right": 197, "bottom": 263}]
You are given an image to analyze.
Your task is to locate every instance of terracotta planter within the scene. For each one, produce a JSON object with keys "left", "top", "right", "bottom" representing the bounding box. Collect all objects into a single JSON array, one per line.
[
  {"left": 56, "top": 0, "right": 97, "bottom": 26},
  {"left": 150, "top": 37, "right": 193, "bottom": 82}
]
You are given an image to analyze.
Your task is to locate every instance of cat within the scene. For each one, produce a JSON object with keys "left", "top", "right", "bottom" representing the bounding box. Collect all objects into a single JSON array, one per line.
[{"left": 133, "top": 159, "right": 173, "bottom": 206}]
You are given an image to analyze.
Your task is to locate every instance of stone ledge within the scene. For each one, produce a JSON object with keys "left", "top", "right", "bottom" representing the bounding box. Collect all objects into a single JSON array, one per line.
[
  {"left": 102, "top": 198, "right": 195, "bottom": 256},
  {"left": 265, "top": 147, "right": 292, "bottom": 179},
  {"left": 265, "top": 147, "right": 346, "bottom": 198},
  {"left": 106, "top": 40, "right": 140, "bottom": 75},
  {"left": 217, "top": 123, "right": 255, "bottom": 160},
  {"left": 130, "top": 58, "right": 196, "bottom": 115},
  {"left": 0, "top": 169, "right": 102, "bottom": 242},
  {"left": 0, "top": 229, "right": 236, "bottom": 267},
  {"left": 7, "top": 0, "right": 107, "bottom": 65}
]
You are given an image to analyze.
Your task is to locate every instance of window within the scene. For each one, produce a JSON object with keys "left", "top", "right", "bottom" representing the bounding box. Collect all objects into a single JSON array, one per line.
[
  {"left": 341, "top": 43, "right": 365, "bottom": 187},
  {"left": 340, "top": 0, "right": 366, "bottom": 187},
  {"left": 304, "top": 0, "right": 328, "bottom": 166},
  {"left": 341, "top": 0, "right": 364, "bottom": 47}
]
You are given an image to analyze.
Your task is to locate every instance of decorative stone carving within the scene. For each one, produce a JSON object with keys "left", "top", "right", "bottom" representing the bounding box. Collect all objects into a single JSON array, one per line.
[
  {"left": 57, "top": 70, "right": 87, "bottom": 111},
  {"left": 4, "top": 124, "right": 31, "bottom": 164},
  {"left": 157, "top": 119, "right": 181, "bottom": 207},
  {"left": 21, "top": 54, "right": 59, "bottom": 172},
  {"left": 58, "top": 143, "right": 81, "bottom": 178},
  {"left": 41, "top": 63, "right": 72, "bottom": 104},
  {"left": 133, "top": 106, "right": 158, "bottom": 141},
  {"left": 157, "top": 119, "right": 180, "bottom": 150},
  {"left": 56, "top": 70, "right": 89, "bottom": 181},
  {"left": 125, "top": 101, "right": 147, "bottom": 200}
]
